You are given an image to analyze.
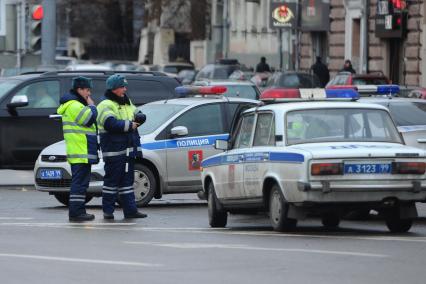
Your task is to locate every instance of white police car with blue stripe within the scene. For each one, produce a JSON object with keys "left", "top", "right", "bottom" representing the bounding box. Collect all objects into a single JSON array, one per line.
[
  {"left": 34, "top": 86, "right": 259, "bottom": 206},
  {"left": 201, "top": 87, "right": 426, "bottom": 232}
]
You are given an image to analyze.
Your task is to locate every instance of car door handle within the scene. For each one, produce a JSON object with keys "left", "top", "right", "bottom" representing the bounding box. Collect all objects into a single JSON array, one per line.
[
  {"left": 417, "top": 139, "right": 426, "bottom": 143},
  {"left": 49, "top": 114, "right": 62, "bottom": 120}
]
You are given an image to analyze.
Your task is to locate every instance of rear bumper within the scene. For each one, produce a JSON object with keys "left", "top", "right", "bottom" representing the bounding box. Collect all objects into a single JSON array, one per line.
[{"left": 294, "top": 180, "right": 426, "bottom": 203}]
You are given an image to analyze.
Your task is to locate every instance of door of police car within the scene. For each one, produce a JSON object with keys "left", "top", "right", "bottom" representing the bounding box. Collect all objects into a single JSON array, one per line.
[
  {"left": 243, "top": 112, "right": 276, "bottom": 198},
  {"left": 165, "top": 103, "right": 226, "bottom": 191}
]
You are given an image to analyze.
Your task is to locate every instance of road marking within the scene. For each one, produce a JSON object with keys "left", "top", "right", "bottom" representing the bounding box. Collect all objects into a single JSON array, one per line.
[
  {"left": 124, "top": 241, "right": 388, "bottom": 258},
  {"left": 0, "top": 217, "right": 33, "bottom": 220},
  {"left": 0, "top": 222, "right": 136, "bottom": 226},
  {"left": 0, "top": 253, "right": 162, "bottom": 267},
  {"left": 2, "top": 223, "right": 426, "bottom": 243}
]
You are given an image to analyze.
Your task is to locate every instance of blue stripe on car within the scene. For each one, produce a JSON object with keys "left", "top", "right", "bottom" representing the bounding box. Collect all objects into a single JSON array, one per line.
[
  {"left": 201, "top": 151, "right": 305, "bottom": 168},
  {"left": 141, "top": 134, "right": 229, "bottom": 150}
]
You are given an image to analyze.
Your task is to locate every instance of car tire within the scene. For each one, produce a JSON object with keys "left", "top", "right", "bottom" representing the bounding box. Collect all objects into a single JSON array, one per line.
[
  {"left": 53, "top": 193, "right": 93, "bottom": 206},
  {"left": 133, "top": 164, "right": 156, "bottom": 207},
  {"left": 269, "top": 184, "right": 297, "bottom": 232},
  {"left": 208, "top": 182, "right": 227, "bottom": 228},
  {"left": 385, "top": 207, "right": 413, "bottom": 233},
  {"left": 321, "top": 212, "right": 340, "bottom": 228}
]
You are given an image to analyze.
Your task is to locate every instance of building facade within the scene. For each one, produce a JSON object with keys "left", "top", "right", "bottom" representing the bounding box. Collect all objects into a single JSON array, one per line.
[
  {"left": 207, "top": 0, "right": 425, "bottom": 86},
  {"left": 298, "top": 0, "right": 425, "bottom": 86}
]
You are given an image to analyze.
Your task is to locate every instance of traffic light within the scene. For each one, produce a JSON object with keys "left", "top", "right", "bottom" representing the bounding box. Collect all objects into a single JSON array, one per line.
[{"left": 30, "top": 5, "right": 43, "bottom": 52}]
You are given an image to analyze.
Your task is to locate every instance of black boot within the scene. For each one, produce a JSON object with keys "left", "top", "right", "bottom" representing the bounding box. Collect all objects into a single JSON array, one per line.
[
  {"left": 124, "top": 211, "right": 148, "bottom": 219},
  {"left": 103, "top": 213, "right": 114, "bottom": 220},
  {"left": 69, "top": 213, "right": 95, "bottom": 222}
]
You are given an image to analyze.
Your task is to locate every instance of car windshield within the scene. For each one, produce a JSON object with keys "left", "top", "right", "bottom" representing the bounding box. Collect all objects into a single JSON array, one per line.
[
  {"left": 223, "top": 85, "right": 258, "bottom": 100},
  {"left": 353, "top": 78, "right": 388, "bottom": 85},
  {"left": 386, "top": 102, "right": 426, "bottom": 126},
  {"left": 137, "top": 104, "right": 187, "bottom": 135},
  {"left": 0, "top": 79, "right": 20, "bottom": 100},
  {"left": 286, "top": 108, "right": 402, "bottom": 145}
]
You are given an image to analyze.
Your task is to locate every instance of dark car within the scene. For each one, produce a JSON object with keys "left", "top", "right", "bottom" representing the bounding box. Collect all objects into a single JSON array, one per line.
[
  {"left": 264, "top": 72, "right": 322, "bottom": 89},
  {"left": 0, "top": 70, "right": 181, "bottom": 169},
  {"left": 195, "top": 59, "right": 248, "bottom": 81},
  {"left": 326, "top": 72, "right": 390, "bottom": 88}
]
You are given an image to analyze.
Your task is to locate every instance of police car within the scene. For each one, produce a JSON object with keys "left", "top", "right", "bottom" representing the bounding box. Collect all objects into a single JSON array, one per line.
[
  {"left": 34, "top": 86, "right": 259, "bottom": 206},
  {"left": 201, "top": 88, "right": 426, "bottom": 233}
]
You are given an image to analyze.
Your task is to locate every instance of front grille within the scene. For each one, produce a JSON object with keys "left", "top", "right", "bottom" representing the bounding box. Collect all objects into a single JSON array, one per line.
[
  {"left": 36, "top": 178, "right": 71, "bottom": 187},
  {"left": 41, "top": 155, "right": 67, "bottom": 162}
]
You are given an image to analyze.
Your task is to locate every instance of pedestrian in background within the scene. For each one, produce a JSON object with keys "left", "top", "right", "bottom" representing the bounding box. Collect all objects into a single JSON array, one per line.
[
  {"left": 255, "top": 56, "right": 271, "bottom": 73},
  {"left": 311, "top": 56, "right": 330, "bottom": 87},
  {"left": 341, "top": 59, "right": 356, "bottom": 74},
  {"left": 57, "top": 76, "right": 98, "bottom": 222},
  {"left": 97, "top": 74, "right": 147, "bottom": 220}
]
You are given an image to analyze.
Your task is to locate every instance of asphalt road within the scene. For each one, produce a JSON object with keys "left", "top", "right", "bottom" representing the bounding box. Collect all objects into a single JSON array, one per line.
[{"left": 1, "top": 186, "right": 426, "bottom": 284}]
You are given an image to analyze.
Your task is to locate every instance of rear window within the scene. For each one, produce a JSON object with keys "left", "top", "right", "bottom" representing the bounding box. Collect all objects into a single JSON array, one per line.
[
  {"left": 353, "top": 78, "right": 388, "bottom": 85},
  {"left": 223, "top": 85, "right": 259, "bottom": 100},
  {"left": 387, "top": 102, "right": 426, "bottom": 126},
  {"left": 286, "top": 108, "right": 402, "bottom": 145},
  {"left": 278, "top": 74, "right": 321, "bottom": 88}
]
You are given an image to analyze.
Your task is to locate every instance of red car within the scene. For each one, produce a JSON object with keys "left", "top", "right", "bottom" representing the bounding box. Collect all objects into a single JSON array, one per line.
[{"left": 326, "top": 72, "right": 390, "bottom": 88}]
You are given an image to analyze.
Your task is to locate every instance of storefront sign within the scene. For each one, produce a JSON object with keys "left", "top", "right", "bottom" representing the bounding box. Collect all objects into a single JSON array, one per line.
[{"left": 269, "top": 0, "right": 298, "bottom": 29}]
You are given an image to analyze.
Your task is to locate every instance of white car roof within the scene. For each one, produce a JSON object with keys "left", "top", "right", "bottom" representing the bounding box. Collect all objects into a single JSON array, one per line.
[{"left": 244, "top": 101, "right": 389, "bottom": 114}]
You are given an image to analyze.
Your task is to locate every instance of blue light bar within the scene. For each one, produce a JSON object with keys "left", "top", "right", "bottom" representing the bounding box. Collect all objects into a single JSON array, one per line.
[
  {"left": 376, "top": 84, "right": 400, "bottom": 95},
  {"left": 325, "top": 89, "right": 360, "bottom": 100}
]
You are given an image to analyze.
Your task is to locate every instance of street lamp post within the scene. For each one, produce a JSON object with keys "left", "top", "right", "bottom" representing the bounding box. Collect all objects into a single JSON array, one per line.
[{"left": 41, "top": 0, "right": 56, "bottom": 66}]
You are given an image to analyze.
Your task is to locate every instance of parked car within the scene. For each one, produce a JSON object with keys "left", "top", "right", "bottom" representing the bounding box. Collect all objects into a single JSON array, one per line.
[
  {"left": 193, "top": 80, "right": 261, "bottom": 100},
  {"left": 264, "top": 71, "right": 322, "bottom": 89},
  {"left": 34, "top": 86, "right": 260, "bottom": 206},
  {"left": 177, "top": 69, "right": 197, "bottom": 85},
  {"left": 326, "top": 72, "right": 390, "bottom": 88},
  {"left": 201, "top": 90, "right": 426, "bottom": 233},
  {"left": 0, "top": 70, "right": 181, "bottom": 169},
  {"left": 195, "top": 59, "right": 247, "bottom": 81},
  {"left": 150, "top": 62, "right": 195, "bottom": 77}
]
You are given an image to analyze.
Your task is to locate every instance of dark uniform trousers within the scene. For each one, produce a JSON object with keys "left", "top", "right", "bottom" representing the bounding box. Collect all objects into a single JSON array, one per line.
[
  {"left": 102, "top": 156, "right": 138, "bottom": 216},
  {"left": 69, "top": 164, "right": 91, "bottom": 217}
]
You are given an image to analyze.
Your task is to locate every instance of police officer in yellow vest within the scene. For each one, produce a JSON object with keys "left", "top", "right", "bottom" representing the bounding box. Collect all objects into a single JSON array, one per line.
[
  {"left": 97, "top": 74, "right": 147, "bottom": 220},
  {"left": 57, "top": 76, "right": 98, "bottom": 222}
]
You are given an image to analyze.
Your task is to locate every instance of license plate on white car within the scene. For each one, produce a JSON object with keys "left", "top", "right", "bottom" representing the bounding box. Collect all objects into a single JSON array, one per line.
[
  {"left": 344, "top": 163, "right": 392, "bottom": 174},
  {"left": 39, "top": 169, "right": 62, "bottom": 179}
]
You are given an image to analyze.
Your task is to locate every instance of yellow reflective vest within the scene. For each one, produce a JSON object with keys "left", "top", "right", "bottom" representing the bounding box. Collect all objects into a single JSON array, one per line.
[
  {"left": 97, "top": 95, "right": 142, "bottom": 160},
  {"left": 57, "top": 92, "right": 98, "bottom": 164}
]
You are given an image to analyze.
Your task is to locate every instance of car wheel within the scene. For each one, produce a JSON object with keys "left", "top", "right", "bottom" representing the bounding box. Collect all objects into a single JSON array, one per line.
[
  {"left": 321, "top": 212, "right": 340, "bottom": 228},
  {"left": 53, "top": 193, "right": 93, "bottom": 206},
  {"left": 133, "top": 164, "right": 156, "bottom": 207},
  {"left": 269, "top": 184, "right": 297, "bottom": 232},
  {"left": 208, "top": 182, "right": 227, "bottom": 228},
  {"left": 385, "top": 207, "right": 413, "bottom": 233}
]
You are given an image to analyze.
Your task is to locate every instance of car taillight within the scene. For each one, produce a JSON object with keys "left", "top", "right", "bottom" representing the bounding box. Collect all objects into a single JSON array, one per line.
[
  {"left": 392, "top": 162, "right": 426, "bottom": 174},
  {"left": 311, "top": 163, "right": 343, "bottom": 176}
]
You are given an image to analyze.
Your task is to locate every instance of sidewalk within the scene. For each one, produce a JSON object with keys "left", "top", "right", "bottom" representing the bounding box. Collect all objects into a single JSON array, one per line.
[{"left": 0, "top": 170, "right": 34, "bottom": 187}]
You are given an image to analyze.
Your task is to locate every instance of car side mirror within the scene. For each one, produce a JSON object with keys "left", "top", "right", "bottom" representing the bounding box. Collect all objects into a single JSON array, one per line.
[
  {"left": 170, "top": 126, "right": 188, "bottom": 137},
  {"left": 215, "top": 139, "right": 229, "bottom": 151},
  {"left": 7, "top": 95, "right": 28, "bottom": 109}
]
